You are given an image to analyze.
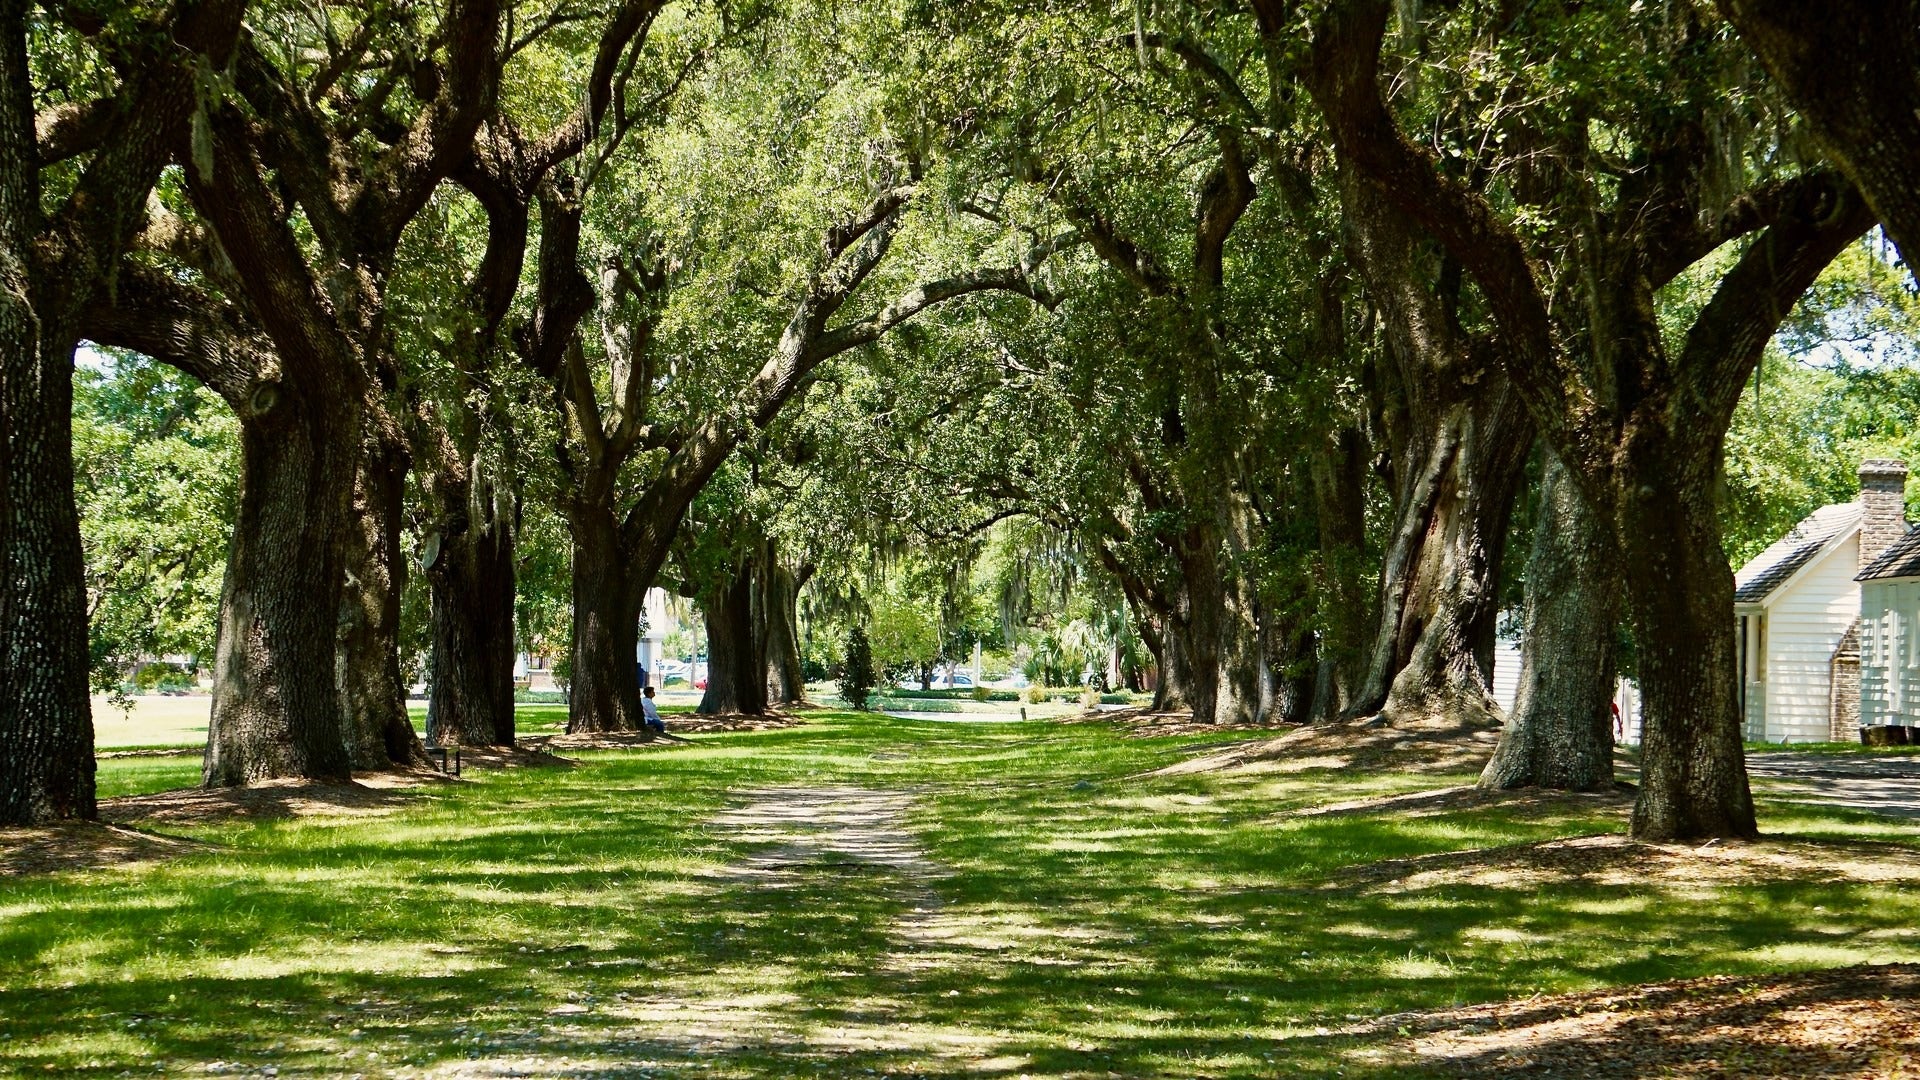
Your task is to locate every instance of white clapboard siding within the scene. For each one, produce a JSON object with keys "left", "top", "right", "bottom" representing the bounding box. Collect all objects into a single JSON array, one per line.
[
  {"left": 1758, "top": 533, "right": 1861, "bottom": 742},
  {"left": 1861, "top": 578, "right": 1920, "bottom": 726},
  {"left": 1491, "top": 635, "right": 1522, "bottom": 715}
]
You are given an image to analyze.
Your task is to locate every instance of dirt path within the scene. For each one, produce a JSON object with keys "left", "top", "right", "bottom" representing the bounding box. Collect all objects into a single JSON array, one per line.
[{"left": 419, "top": 786, "right": 1020, "bottom": 1077}]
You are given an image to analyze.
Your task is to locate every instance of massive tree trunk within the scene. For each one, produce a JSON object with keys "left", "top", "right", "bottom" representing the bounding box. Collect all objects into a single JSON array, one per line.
[
  {"left": 204, "top": 383, "right": 360, "bottom": 786},
  {"left": 700, "top": 562, "right": 767, "bottom": 716},
  {"left": 0, "top": 52, "right": 92, "bottom": 820},
  {"left": 426, "top": 489, "right": 518, "bottom": 747},
  {"left": 1618, "top": 437, "right": 1755, "bottom": 839},
  {"left": 0, "top": 324, "right": 95, "bottom": 822},
  {"left": 1263, "top": 611, "right": 1317, "bottom": 726},
  {"left": 1480, "top": 452, "right": 1617, "bottom": 791},
  {"left": 1720, "top": 0, "right": 1920, "bottom": 275},
  {"left": 567, "top": 505, "right": 645, "bottom": 734},
  {"left": 1169, "top": 512, "right": 1264, "bottom": 725},
  {"left": 1341, "top": 174, "right": 1529, "bottom": 730},
  {"left": 337, "top": 429, "right": 428, "bottom": 770},
  {"left": 760, "top": 545, "right": 809, "bottom": 706},
  {"left": 1373, "top": 390, "right": 1529, "bottom": 727}
]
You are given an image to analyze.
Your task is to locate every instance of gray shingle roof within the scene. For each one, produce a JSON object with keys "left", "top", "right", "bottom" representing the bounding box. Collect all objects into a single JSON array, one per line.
[
  {"left": 1734, "top": 503, "right": 1861, "bottom": 604},
  {"left": 1859, "top": 527, "right": 1920, "bottom": 581}
]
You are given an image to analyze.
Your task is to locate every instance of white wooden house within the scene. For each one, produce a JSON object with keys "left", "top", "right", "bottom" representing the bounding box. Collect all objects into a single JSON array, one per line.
[
  {"left": 1733, "top": 460, "right": 1909, "bottom": 743},
  {"left": 1857, "top": 527, "right": 1920, "bottom": 730}
]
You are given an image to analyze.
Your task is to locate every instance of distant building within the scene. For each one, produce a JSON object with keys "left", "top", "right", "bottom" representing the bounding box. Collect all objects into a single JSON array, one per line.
[
  {"left": 1857, "top": 514, "right": 1920, "bottom": 731},
  {"left": 1733, "top": 460, "right": 1910, "bottom": 743}
]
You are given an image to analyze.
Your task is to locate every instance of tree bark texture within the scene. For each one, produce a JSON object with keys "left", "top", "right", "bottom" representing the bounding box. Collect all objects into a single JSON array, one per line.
[
  {"left": 0, "top": 307, "right": 94, "bottom": 822},
  {"left": 1372, "top": 391, "right": 1528, "bottom": 728},
  {"left": 1720, "top": 0, "right": 1920, "bottom": 275},
  {"left": 426, "top": 491, "right": 518, "bottom": 747},
  {"left": 1618, "top": 437, "right": 1755, "bottom": 838},
  {"left": 1480, "top": 452, "right": 1617, "bottom": 791},
  {"left": 0, "top": 16, "right": 92, "bottom": 823},
  {"left": 337, "top": 429, "right": 428, "bottom": 769},
  {"left": 1263, "top": 611, "right": 1317, "bottom": 726},
  {"left": 1177, "top": 516, "right": 1264, "bottom": 726},
  {"left": 567, "top": 506, "right": 645, "bottom": 733},
  {"left": 1341, "top": 175, "right": 1529, "bottom": 730},
  {"left": 700, "top": 562, "right": 767, "bottom": 716},
  {"left": 203, "top": 383, "right": 360, "bottom": 785},
  {"left": 760, "top": 545, "right": 809, "bottom": 705}
]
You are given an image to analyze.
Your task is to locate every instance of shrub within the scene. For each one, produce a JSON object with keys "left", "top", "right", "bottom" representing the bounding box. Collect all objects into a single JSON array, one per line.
[
  {"left": 970, "top": 686, "right": 991, "bottom": 702},
  {"left": 1080, "top": 687, "right": 1101, "bottom": 710},
  {"left": 839, "top": 626, "right": 876, "bottom": 711},
  {"left": 1025, "top": 684, "right": 1049, "bottom": 704}
]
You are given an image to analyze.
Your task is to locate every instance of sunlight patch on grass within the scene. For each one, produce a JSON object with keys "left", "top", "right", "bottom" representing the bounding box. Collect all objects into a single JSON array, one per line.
[
  {"left": 1381, "top": 953, "right": 1459, "bottom": 980},
  {"left": 1747, "top": 942, "right": 1917, "bottom": 968},
  {"left": 1327, "top": 921, "right": 1420, "bottom": 941},
  {"left": 1462, "top": 925, "right": 1551, "bottom": 945}
]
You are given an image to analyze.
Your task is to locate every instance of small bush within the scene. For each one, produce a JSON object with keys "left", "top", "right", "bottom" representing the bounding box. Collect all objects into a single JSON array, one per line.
[
  {"left": 840, "top": 626, "right": 876, "bottom": 711},
  {"left": 1025, "top": 684, "right": 1049, "bottom": 704},
  {"left": 970, "top": 686, "right": 991, "bottom": 702},
  {"left": 1080, "top": 687, "right": 1101, "bottom": 710}
]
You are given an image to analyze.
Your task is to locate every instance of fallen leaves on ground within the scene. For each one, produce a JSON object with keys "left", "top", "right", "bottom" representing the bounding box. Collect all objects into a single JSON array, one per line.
[
  {"left": 1349, "top": 963, "right": 1920, "bottom": 1079},
  {"left": 1328, "top": 832, "right": 1920, "bottom": 895},
  {"left": 0, "top": 822, "right": 210, "bottom": 875}
]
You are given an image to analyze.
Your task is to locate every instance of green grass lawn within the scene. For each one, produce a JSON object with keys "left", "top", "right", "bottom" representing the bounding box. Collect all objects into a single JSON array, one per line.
[{"left": 16, "top": 713, "right": 1920, "bottom": 1078}]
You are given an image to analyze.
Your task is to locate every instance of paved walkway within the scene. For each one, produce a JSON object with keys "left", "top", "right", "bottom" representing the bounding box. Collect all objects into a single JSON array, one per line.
[{"left": 1746, "top": 752, "right": 1920, "bottom": 820}]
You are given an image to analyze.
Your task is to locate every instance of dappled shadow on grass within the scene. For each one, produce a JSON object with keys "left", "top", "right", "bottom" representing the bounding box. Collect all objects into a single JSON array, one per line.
[
  {"left": 1349, "top": 962, "right": 1920, "bottom": 1078},
  {"left": 3, "top": 714, "right": 1919, "bottom": 1078}
]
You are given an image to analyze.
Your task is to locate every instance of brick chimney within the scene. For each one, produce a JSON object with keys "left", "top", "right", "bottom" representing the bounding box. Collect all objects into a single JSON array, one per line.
[{"left": 1859, "top": 459, "right": 1910, "bottom": 571}]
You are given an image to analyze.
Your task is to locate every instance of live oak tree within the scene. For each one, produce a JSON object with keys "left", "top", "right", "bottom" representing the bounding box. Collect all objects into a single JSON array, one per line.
[
  {"left": 910, "top": 3, "right": 1389, "bottom": 724},
  {"left": 86, "top": 1, "right": 510, "bottom": 783},
  {"left": 530, "top": 8, "right": 1063, "bottom": 733},
  {"left": 390, "top": 0, "right": 687, "bottom": 748},
  {"left": 1294, "top": 0, "right": 1874, "bottom": 837},
  {"left": 1719, "top": 0, "right": 1920, "bottom": 279},
  {"left": 0, "top": 0, "right": 244, "bottom": 824}
]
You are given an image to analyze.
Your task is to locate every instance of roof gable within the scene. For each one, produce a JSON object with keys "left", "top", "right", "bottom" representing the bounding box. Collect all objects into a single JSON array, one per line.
[
  {"left": 1734, "top": 503, "right": 1862, "bottom": 605},
  {"left": 1859, "top": 527, "right": 1920, "bottom": 581}
]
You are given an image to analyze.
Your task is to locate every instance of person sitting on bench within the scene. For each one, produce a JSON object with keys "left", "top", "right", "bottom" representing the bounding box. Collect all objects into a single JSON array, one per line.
[{"left": 641, "top": 684, "right": 667, "bottom": 735}]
